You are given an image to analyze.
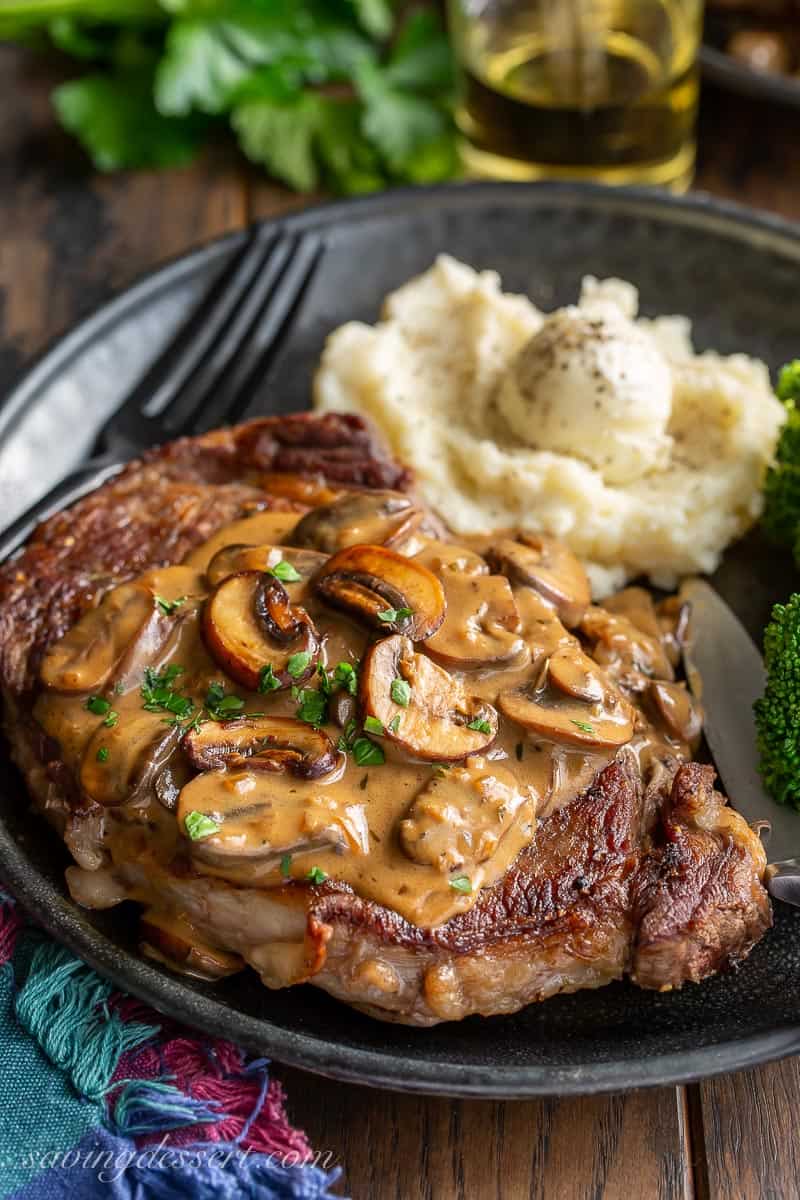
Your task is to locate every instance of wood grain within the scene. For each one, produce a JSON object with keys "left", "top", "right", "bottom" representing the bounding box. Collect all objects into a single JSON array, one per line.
[
  {"left": 0, "top": 46, "right": 246, "bottom": 384},
  {"left": 695, "top": 1059, "right": 800, "bottom": 1200},
  {"left": 696, "top": 86, "right": 800, "bottom": 222},
  {"left": 3, "top": 38, "right": 800, "bottom": 1200},
  {"left": 276, "top": 1067, "right": 692, "bottom": 1200}
]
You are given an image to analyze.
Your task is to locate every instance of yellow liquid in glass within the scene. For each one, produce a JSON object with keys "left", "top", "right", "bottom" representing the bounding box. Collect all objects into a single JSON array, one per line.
[{"left": 450, "top": 0, "right": 701, "bottom": 191}]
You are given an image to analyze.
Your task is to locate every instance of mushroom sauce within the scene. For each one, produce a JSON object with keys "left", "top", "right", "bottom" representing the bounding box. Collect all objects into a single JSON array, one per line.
[{"left": 33, "top": 492, "right": 700, "bottom": 931}]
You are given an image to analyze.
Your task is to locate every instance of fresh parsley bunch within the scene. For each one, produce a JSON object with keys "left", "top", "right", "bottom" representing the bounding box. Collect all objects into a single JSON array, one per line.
[{"left": 1, "top": 0, "right": 459, "bottom": 193}]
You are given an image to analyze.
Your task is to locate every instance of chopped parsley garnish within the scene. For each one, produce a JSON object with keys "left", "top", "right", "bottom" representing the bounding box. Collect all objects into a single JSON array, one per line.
[
  {"left": 287, "top": 651, "right": 312, "bottom": 679},
  {"left": 205, "top": 682, "right": 245, "bottom": 720},
  {"left": 280, "top": 853, "right": 292, "bottom": 878},
  {"left": 306, "top": 866, "right": 327, "bottom": 885},
  {"left": 141, "top": 664, "right": 196, "bottom": 725},
  {"left": 103, "top": 710, "right": 119, "bottom": 728},
  {"left": 467, "top": 717, "right": 492, "bottom": 734},
  {"left": 390, "top": 678, "right": 411, "bottom": 707},
  {"left": 449, "top": 875, "right": 472, "bottom": 894},
  {"left": 317, "top": 663, "right": 332, "bottom": 695},
  {"left": 184, "top": 811, "right": 220, "bottom": 841},
  {"left": 377, "top": 606, "right": 413, "bottom": 624},
  {"left": 337, "top": 718, "right": 358, "bottom": 752},
  {"left": 269, "top": 560, "right": 301, "bottom": 583},
  {"left": 571, "top": 719, "right": 595, "bottom": 735},
  {"left": 295, "top": 687, "right": 327, "bottom": 727},
  {"left": 353, "top": 736, "right": 385, "bottom": 767},
  {"left": 86, "top": 695, "right": 110, "bottom": 716},
  {"left": 334, "top": 661, "right": 358, "bottom": 695},
  {"left": 258, "top": 664, "right": 281, "bottom": 694},
  {"left": 96, "top": 747, "right": 109, "bottom": 763},
  {"left": 155, "top": 594, "right": 186, "bottom": 615},
  {"left": 388, "top": 714, "right": 401, "bottom": 734},
  {"left": 364, "top": 715, "right": 384, "bottom": 736}
]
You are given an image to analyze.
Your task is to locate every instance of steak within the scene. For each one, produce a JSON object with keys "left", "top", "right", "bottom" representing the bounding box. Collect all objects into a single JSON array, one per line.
[{"left": 0, "top": 413, "right": 771, "bottom": 1026}]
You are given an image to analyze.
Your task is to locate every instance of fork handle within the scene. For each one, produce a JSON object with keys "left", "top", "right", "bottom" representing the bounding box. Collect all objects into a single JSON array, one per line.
[{"left": 0, "top": 455, "right": 124, "bottom": 563}]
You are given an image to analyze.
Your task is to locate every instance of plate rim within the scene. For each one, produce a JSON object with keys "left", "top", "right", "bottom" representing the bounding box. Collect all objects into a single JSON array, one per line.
[
  {"left": 701, "top": 42, "right": 800, "bottom": 110},
  {"left": 3, "top": 180, "right": 800, "bottom": 1098}
]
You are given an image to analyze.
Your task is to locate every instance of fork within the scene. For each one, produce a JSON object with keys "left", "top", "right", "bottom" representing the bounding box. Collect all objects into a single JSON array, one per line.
[{"left": 0, "top": 226, "right": 324, "bottom": 562}]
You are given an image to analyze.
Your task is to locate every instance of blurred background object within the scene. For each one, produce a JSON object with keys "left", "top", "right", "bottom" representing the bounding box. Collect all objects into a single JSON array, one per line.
[
  {"left": 447, "top": 0, "right": 704, "bottom": 190},
  {"left": 0, "top": 0, "right": 459, "bottom": 195}
]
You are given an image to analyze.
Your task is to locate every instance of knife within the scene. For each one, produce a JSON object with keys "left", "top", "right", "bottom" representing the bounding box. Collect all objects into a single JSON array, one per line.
[{"left": 680, "top": 578, "right": 800, "bottom": 907}]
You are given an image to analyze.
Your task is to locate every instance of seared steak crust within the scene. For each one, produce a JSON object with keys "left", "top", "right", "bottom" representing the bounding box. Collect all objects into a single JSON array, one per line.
[
  {"left": 309, "top": 755, "right": 643, "bottom": 957},
  {"left": 0, "top": 413, "right": 771, "bottom": 1025},
  {"left": 0, "top": 413, "right": 410, "bottom": 696}
]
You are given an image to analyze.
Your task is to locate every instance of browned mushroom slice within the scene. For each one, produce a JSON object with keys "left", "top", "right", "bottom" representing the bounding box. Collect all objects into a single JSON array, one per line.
[
  {"left": 81, "top": 712, "right": 182, "bottom": 806},
  {"left": 183, "top": 716, "right": 340, "bottom": 779},
  {"left": 400, "top": 757, "right": 534, "bottom": 873},
  {"left": 580, "top": 605, "right": 674, "bottom": 687},
  {"left": 202, "top": 571, "right": 320, "bottom": 690},
  {"left": 205, "top": 544, "right": 326, "bottom": 589},
  {"left": 486, "top": 534, "right": 590, "bottom": 628},
  {"left": 649, "top": 680, "right": 702, "bottom": 746},
  {"left": 499, "top": 646, "right": 634, "bottom": 749},
  {"left": 177, "top": 768, "right": 368, "bottom": 869},
  {"left": 314, "top": 545, "right": 445, "bottom": 640},
  {"left": 361, "top": 635, "right": 497, "bottom": 761},
  {"left": 40, "top": 581, "right": 157, "bottom": 693},
  {"left": 413, "top": 540, "right": 488, "bottom": 578},
  {"left": 499, "top": 685, "right": 634, "bottom": 749},
  {"left": 184, "top": 510, "right": 303, "bottom": 574},
  {"left": 291, "top": 490, "right": 422, "bottom": 554},
  {"left": 546, "top": 645, "right": 606, "bottom": 703},
  {"left": 139, "top": 909, "right": 244, "bottom": 980},
  {"left": 424, "top": 574, "right": 524, "bottom": 669}
]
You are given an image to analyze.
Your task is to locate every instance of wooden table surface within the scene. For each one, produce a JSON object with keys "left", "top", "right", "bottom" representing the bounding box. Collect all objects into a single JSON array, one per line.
[{"left": 3, "top": 44, "right": 800, "bottom": 1200}]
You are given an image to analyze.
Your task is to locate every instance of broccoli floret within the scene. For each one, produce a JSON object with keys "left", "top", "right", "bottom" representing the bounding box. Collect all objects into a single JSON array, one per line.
[
  {"left": 762, "top": 360, "right": 800, "bottom": 548},
  {"left": 754, "top": 593, "right": 800, "bottom": 809},
  {"left": 777, "top": 360, "right": 800, "bottom": 404}
]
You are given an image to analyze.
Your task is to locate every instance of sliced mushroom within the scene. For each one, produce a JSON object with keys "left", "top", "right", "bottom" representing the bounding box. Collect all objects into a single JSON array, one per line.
[
  {"left": 546, "top": 645, "right": 606, "bottom": 703},
  {"left": 499, "top": 646, "right": 635, "bottom": 749},
  {"left": 400, "top": 757, "right": 533, "bottom": 874},
  {"left": 413, "top": 540, "right": 488, "bottom": 578},
  {"left": 499, "top": 686, "right": 634, "bottom": 749},
  {"left": 580, "top": 605, "right": 674, "bottom": 687},
  {"left": 205, "top": 544, "right": 326, "bottom": 589},
  {"left": 80, "top": 712, "right": 181, "bottom": 806},
  {"left": 202, "top": 571, "right": 320, "bottom": 690},
  {"left": 183, "top": 509, "right": 303, "bottom": 574},
  {"left": 291, "top": 490, "right": 422, "bottom": 554},
  {"left": 177, "top": 768, "right": 368, "bottom": 869},
  {"left": 649, "top": 680, "right": 702, "bottom": 746},
  {"left": 486, "top": 534, "right": 590, "bottom": 628},
  {"left": 40, "top": 582, "right": 157, "bottom": 693},
  {"left": 139, "top": 909, "right": 245, "bottom": 980},
  {"left": 314, "top": 545, "right": 445, "bottom": 640},
  {"left": 183, "top": 716, "right": 340, "bottom": 779},
  {"left": 424, "top": 574, "right": 524, "bottom": 669},
  {"left": 361, "top": 635, "right": 498, "bottom": 761}
]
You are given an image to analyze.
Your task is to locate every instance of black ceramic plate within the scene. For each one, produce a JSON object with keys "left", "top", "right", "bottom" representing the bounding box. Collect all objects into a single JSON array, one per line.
[
  {"left": 702, "top": 14, "right": 800, "bottom": 109},
  {"left": 2, "top": 183, "right": 800, "bottom": 1099}
]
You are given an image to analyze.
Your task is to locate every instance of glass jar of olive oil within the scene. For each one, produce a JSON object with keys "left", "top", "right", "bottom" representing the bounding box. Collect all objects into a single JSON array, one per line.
[{"left": 447, "top": 0, "right": 704, "bottom": 191}]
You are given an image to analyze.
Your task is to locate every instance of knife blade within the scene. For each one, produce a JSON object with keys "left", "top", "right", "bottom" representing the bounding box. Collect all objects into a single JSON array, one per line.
[{"left": 680, "top": 578, "right": 800, "bottom": 906}]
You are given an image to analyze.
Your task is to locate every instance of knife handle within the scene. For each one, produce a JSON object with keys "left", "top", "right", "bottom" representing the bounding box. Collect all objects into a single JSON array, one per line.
[{"left": 767, "top": 860, "right": 800, "bottom": 907}]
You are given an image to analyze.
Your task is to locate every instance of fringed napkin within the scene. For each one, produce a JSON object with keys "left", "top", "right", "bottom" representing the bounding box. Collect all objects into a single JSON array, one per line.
[{"left": 0, "top": 892, "right": 343, "bottom": 1199}]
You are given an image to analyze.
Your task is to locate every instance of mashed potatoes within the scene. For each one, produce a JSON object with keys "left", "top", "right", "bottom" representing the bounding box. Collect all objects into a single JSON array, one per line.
[{"left": 314, "top": 256, "right": 785, "bottom": 596}]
